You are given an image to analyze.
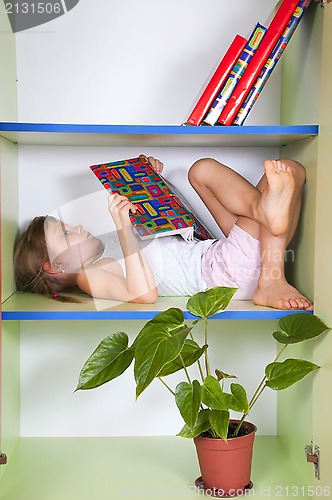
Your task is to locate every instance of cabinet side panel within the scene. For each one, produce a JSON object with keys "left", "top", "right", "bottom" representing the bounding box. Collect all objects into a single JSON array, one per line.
[
  {"left": 0, "top": 322, "right": 20, "bottom": 480},
  {"left": 0, "top": 1, "right": 17, "bottom": 120},
  {"left": 277, "top": 138, "right": 317, "bottom": 483},
  {"left": 312, "top": 3, "right": 332, "bottom": 488},
  {"left": 0, "top": 138, "right": 18, "bottom": 301},
  {"left": 281, "top": 2, "right": 322, "bottom": 125}
]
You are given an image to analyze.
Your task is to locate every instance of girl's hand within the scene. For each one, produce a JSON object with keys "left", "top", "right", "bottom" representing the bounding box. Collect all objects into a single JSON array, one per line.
[
  {"left": 108, "top": 194, "right": 137, "bottom": 229},
  {"left": 139, "top": 154, "right": 164, "bottom": 174}
]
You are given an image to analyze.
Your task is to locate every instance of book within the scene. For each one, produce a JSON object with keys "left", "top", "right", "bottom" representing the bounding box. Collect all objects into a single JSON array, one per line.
[
  {"left": 185, "top": 34, "right": 247, "bottom": 126},
  {"left": 233, "top": 0, "right": 311, "bottom": 126},
  {"left": 89, "top": 156, "right": 214, "bottom": 241},
  {"left": 203, "top": 23, "right": 267, "bottom": 126},
  {"left": 217, "top": 0, "right": 300, "bottom": 125}
]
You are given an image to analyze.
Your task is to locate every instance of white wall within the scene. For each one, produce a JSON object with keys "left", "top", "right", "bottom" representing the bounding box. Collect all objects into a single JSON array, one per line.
[
  {"left": 20, "top": 319, "right": 277, "bottom": 437},
  {"left": 18, "top": 145, "right": 280, "bottom": 238},
  {"left": 15, "top": 0, "right": 281, "bottom": 125}
]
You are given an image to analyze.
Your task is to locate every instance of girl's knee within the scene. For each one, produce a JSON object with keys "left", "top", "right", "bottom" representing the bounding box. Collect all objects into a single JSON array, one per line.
[
  {"left": 188, "top": 157, "right": 225, "bottom": 185},
  {"left": 188, "top": 158, "right": 211, "bottom": 185}
]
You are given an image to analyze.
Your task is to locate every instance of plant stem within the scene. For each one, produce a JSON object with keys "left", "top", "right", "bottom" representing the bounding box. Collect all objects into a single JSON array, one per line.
[
  {"left": 248, "top": 344, "right": 287, "bottom": 409},
  {"left": 249, "top": 383, "right": 267, "bottom": 409},
  {"left": 275, "top": 344, "right": 287, "bottom": 362},
  {"left": 158, "top": 377, "right": 175, "bottom": 396},
  {"left": 236, "top": 344, "right": 289, "bottom": 436},
  {"left": 204, "top": 318, "right": 211, "bottom": 376},
  {"left": 179, "top": 353, "right": 192, "bottom": 384},
  {"left": 248, "top": 376, "right": 267, "bottom": 409},
  {"left": 189, "top": 330, "right": 205, "bottom": 382},
  {"left": 234, "top": 413, "right": 248, "bottom": 436},
  {"left": 209, "top": 427, "right": 218, "bottom": 439}
]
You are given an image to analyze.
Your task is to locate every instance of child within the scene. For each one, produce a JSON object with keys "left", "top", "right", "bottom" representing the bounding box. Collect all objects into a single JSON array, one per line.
[{"left": 13, "top": 156, "right": 313, "bottom": 310}]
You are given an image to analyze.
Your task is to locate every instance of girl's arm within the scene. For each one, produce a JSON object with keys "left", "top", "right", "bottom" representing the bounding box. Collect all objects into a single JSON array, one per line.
[
  {"left": 108, "top": 193, "right": 158, "bottom": 302},
  {"left": 78, "top": 194, "right": 158, "bottom": 303}
]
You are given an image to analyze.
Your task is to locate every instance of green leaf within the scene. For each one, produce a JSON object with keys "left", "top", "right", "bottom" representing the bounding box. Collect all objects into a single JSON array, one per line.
[
  {"left": 202, "top": 375, "right": 229, "bottom": 410},
  {"left": 76, "top": 332, "right": 134, "bottom": 391},
  {"left": 133, "top": 308, "right": 189, "bottom": 397},
  {"left": 209, "top": 409, "right": 230, "bottom": 441},
  {"left": 133, "top": 308, "right": 186, "bottom": 347},
  {"left": 215, "top": 369, "right": 237, "bottom": 381},
  {"left": 177, "top": 409, "right": 211, "bottom": 438},
  {"left": 158, "top": 339, "right": 207, "bottom": 377},
  {"left": 273, "top": 314, "right": 330, "bottom": 345},
  {"left": 175, "top": 380, "right": 202, "bottom": 429},
  {"left": 186, "top": 286, "right": 237, "bottom": 319},
  {"left": 230, "top": 383, "right": 249, "bottom": 413},
  {"left": 134, "top": 326, "right": 191, "bottom": 397},
  {"left": 265, "top": 358, "right": 320, "bottom": 390}
]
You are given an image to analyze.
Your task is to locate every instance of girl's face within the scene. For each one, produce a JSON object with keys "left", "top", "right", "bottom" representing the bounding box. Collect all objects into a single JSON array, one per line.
[{"left": 45, "top": 217, "right": 104, "bottom": 272}]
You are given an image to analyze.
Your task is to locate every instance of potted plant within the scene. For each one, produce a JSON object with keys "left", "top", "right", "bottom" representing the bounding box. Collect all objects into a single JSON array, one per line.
[{"left": 75, "top": 287, "right": 330, "bottom": 497}]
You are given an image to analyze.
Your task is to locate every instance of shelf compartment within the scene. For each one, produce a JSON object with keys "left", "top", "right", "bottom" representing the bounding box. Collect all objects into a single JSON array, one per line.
[
  {"left": 0, "top": 121, "right": 317, "bottom": 322},
  {"left": 1, "top": 292, "right": 313, "bottom": 321},
  {"left": 0, "top": 122, "right": 319, "bottom": 147}
]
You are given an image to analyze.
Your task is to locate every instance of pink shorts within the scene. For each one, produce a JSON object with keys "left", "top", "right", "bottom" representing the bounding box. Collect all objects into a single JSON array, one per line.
[{"left": 201, "top": 224, "right": 261, "bottom": 300}]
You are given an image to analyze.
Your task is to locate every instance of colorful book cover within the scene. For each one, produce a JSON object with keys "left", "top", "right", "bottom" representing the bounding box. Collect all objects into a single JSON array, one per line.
[
  {"left": 90, "top": 156, "right": 214, "bottom": 241},
  {"left": 217, "top": 0, "right": 300, "bottom": 126},
  {"left": 233, "top": 0, "right": 311, "bottom": 126},
  {"left": 203, "top": 23, "right": 267, "bottom": 126},
  {"left": 185, "top": 34, "right": 247, "bottom": 126}
]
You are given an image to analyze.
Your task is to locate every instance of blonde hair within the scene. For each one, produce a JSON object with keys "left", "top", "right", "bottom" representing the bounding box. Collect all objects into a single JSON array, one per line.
[{"left": 14, "top": 216, "right": 81, "bottom": 302}]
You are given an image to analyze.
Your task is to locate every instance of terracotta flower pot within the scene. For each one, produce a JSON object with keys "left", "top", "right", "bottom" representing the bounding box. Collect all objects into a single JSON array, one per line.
[{"left": 194, "top": 420, "right": 256, "bottom": 496}]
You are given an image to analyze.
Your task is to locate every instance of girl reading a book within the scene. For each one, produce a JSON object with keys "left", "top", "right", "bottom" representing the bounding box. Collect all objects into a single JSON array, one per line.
[{"left": 13, "top": 156, "right": 313, "bottom": 310}]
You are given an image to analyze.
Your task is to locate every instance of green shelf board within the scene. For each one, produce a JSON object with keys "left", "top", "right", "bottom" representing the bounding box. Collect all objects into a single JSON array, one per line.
[
  {"left": 1, "top": 292, "right": 313, "bottom": 321},
  {"left": 0, "top": 436, "right": 311, "bottom": 500}
]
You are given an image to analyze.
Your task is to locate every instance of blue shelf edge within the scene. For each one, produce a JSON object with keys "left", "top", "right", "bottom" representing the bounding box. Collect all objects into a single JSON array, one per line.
[
  {"left": 1, "top": 309, "right": 313, "bottom": 321},
  {"left": 0, "top": 122, "right": 319, "bottom": 136}
]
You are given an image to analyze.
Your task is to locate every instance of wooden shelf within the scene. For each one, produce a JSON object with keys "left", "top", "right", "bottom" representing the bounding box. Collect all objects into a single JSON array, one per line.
[
  {"left": 1, "top": 291, "right": 313, "bottom": 321},
  {"left": 0, "top": 436, "right": 310, "bottom": 499},
  {"left": 0, "top": 122, "right": 318, "bottom": 147}
]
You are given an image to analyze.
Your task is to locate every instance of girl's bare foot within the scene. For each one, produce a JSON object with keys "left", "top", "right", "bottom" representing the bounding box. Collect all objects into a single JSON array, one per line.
[
  {"left": 253, "top": 280, "right": 314, "bottom": 311},
  {"left": 256, "top": 160, "right": 295, "bottom": 236}
]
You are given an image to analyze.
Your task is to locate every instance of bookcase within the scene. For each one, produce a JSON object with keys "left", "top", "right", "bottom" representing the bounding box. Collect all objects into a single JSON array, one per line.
[{"left": 1, "top": 1, "right": 331, "bottom": 499}]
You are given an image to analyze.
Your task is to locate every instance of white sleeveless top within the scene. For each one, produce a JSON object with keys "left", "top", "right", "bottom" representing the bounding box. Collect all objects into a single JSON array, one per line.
[{"left": 98, "top": 232, "right": 215, "bottom": 296}]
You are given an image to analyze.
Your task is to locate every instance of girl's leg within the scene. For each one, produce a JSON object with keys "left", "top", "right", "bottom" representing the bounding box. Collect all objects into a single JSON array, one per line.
[
  {"left": 188, "top": 157, "right": 295, "bottom": 237},
  {"left": 254, "top": 158, "right": 305, "bottom": 245},
  {"left": 188, "top": 158, "right": 260, "bottom": 237},
  {"left": 189, "top": 157, "right": 313, "bottom": 310},
  {"left": 252, "top": 160, "right": 312, "bottom": 309}
]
